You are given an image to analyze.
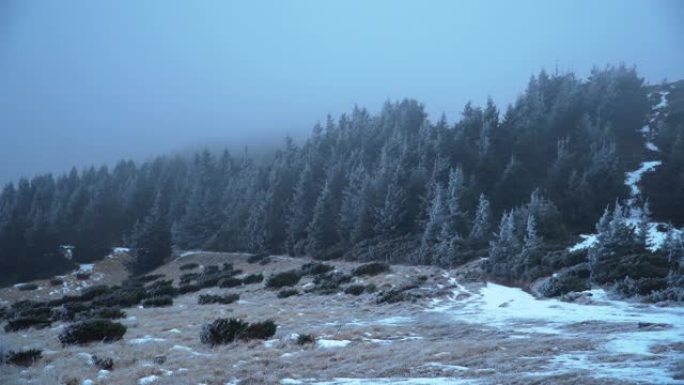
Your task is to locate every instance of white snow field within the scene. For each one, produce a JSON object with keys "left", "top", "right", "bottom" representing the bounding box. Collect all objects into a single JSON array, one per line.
[{"left": 429, "top": 279, "right": 684, "bottom": 384}]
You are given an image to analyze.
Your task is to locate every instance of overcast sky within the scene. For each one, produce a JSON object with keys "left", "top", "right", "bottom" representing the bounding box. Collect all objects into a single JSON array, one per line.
[{"left": 1, "top": 0, "right": 683, "bottom": 184}]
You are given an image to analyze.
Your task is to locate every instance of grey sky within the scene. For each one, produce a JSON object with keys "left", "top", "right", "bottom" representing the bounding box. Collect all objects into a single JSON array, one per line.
[{"left": 1, "top": 0, "right": 683, "bottom": 184}]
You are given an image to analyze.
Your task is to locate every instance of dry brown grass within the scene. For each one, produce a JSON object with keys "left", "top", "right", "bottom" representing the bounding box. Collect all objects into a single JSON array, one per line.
[{"left": 0, "top": 252, "right": 664, "bottom": 385}]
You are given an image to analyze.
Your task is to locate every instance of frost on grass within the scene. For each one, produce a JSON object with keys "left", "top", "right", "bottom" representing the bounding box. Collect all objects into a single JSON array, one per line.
[
  {"left": 429, "top": 278, "right": 684, "bottom": 384},
  {"left": 128, "top": 335, "right": 166, "bottom": 345}
]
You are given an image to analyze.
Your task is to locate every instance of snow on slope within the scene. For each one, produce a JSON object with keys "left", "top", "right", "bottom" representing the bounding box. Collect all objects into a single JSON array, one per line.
[
  {"left": 570, "top": 88, "right": 675, "bottom": 253},
  {"left": 429, "top": 280, "right": 684, "bottom": 384}
]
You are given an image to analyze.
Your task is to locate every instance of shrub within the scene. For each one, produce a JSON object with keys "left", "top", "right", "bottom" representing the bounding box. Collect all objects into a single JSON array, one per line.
[
  {"left": 17, "top": 283, "right": 38, "bottom": 291},
  {"left": 309, "top": 272, "right": 353, "bottom": 295},
  {"left": 5, "top": 349, "right": 42, "bottom": 367},
  {"left": 179, "top": 262, "right": 199, "bottom": 271},
  {"left": 277, "top": 289, "right": 299, "bottom": 298},
  {"left": 78, "top": 307, "right": 126, "bottom": 321},
  {"left": 247, "top": 253, "right": 268, "bottom": 264},
  {"left": 198, "top": 293, "right": 240, "bottom": 305},
  {"left": 200, "top": 318, "right": 276, "bottom": 346},
  {"left": 76, "top": 272, "right": 90, "bottom": 280},
  {"left": 344, "top": 285, "right": 365, "bottom": 296},
  {"left": 180, "top": 273, "right": 200, "bottom": 284},
  {"left": 243, "top": 273, "right": 264, "bottom": 285},
  {"left": 365, "top": 283, "right": 378, "bottom": 293},
  {"left": 4, "top": 317, "right": 52, "bottom": 332},
  {"left": 243, "top": 320, "right": 277, "bottom": 340},
  {"left": 296, "top": 334, "right": 315, "bottom": 345},
  {"left": 376, "top": 290, "right": 408, "bottom": 304},
  {"left": 59, "top": 320, "right": 127, "bottom": 345},
  {"left": 218, "top": 277, "right": 243, "bottom": 288},
  {"left": 222, "top": 262, "right": 234, "bottom": 271},
  {"left": 145, "top": 280, "right": 177, "bottom": 297},
  {"left": 50, "top": 278, "right": 64, "bottom": 286},
  {"left": 352, "top": 262, "right": 389, "bottom": 277},
  {"left": 178, "top": 284, "right": 201, "bottom": 294},
  {"left": 17, "top": 306, "right": 52, "bottom": 319},
  {"left": 138, "top": 274, "right": 165, "bottom": 283},
  {"left": 200, "top": 318, "right": 248, "bottom": 346},
  {"left": 266, "top": 270, "right": 301, "bottom": 289},
  {"left": 80, "top": 285, "right": 111, "bottom": 301},
  {"left": 92, "top": 355, "right": 113, "bottom": 370},
  {"left": 92, "top": 286, "right": 146, "bottom": 308},
  {"left": 258, "top": 256, "right": 272, "bottom": 265},
  {"left": 204, "top": 265, "right": 219, "bottom": 274},
  {"left": 142, "top": 296, "right": 173, "bottom": 308},
  {"left": 301, "top": 262, "right": 334, "bottom": 276},
  {"left": 539, "top": 264, "right": 591, "bottom": 298}
]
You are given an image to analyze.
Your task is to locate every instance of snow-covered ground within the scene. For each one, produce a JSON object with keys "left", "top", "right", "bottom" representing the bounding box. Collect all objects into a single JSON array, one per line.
[{"left": 429, "top": 279, "right": 684, "bottom": 384}]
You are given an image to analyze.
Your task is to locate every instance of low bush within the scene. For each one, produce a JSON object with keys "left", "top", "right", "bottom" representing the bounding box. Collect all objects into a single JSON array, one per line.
[
  {"left": 301, "top": 262, "right": 334, "bottom": 276},
  {"left": 75, "top": 272, "right": 91, "bottom": 280},
  {"left": 538, "top": 264, "right": 591, "bottom": 298},
  {"left": 296, "top": 334, "right": 315, "bottom": 345},
  {"left": 344, "top": 285, "right": 365, "bottom": 296},
  {"left": 258, "top": 256, "right": 272, "bottom": 265},
  {"left": 4, "top": 317, "right": 52, "bottom": 332},
  {"left": 59, "top": 320, "right": 127, "bottom": 345},
  {"left": 16, "top": 283, "right": 38, "bottom": 291},
  {"left": 218, "top": 277, "right": 242, "bottom": 288},
  {"left": 243, "top": 273, "right": 264, "bottom": 285},
  {"left": 179, "top": 262, "right": 199, "bottom": 271},
  {"left": 243, "top": 320, "right": 277, "bottom": 340},
  {"left": 91, "top": 286, "right": 146, "bottom": 308},
  {"left": 5, "top": 349, "right": 42, "bottom": 367},
  {"left": 309, "top": 272, "right": 353, "bottom": 295},
  {"left": 92, "top": 355, "right": 113, "bottom": 370},
  {"left": 204, "top": 265, "right": 219, "bottom": 274},
  {"left": 376, "top": 290, "right": 408, "bottom": 304},
  {"left": 247, "top": 253, "right": 268, "bottom": 264},
  {"left": 145, "top": 280, "right": 177, "bottom": 297},
  {"left": 365, "top": 283, "right": 378, "bottom": 293},
  {"left": 50, "top": 278, "right": 64, "bottom": 286},
  {"left": 221, "top": 262, "right": 234, "bottom": 271},
  {"left": 200, "top": 318, "right": 276, "bottom": 346},
  {"left": 277, "top": 288, "right": 299, "bottom": 298},
  {"left": 352, "top": 262, "right": 389, "bottom": 277},
  {"left": 180, "top": 272, "right": 200, "bottom": 284},
  {"left": 266, "top": 270, "right": 301, "bottom": 289},
  {"left": 198, "top": 293, "right": 240, "bottom": 305},
  {"left": 78, "top": 307, "right": 126, "bottom": 321},
  {"left": 138, "top": 274, "right": 165, "bottom": 283},
  {"left": 178, "top": 284, "right": 201, "bottom": 294},
  {"left": 80, "top": 285, "right": 111, "bottom": 301},
  {"left": 142, "top": 296, "right": 173, "bottom": 308}
]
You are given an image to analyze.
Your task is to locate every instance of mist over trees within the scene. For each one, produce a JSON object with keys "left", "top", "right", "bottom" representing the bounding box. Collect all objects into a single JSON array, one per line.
[{"left": 1, "top": 65, "right": 683, "bottom": 298}]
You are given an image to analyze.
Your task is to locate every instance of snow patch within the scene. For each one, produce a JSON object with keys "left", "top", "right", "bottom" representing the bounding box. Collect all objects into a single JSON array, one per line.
[
  {"left": 78, "top": 264, "right": 95, "bottom": 272},
  {"left": 645, "top": 141, "right": 659, "bottom": 152},
  {"left": 302, "top": 378, "right": 480, "bottom": 385},
  {"left": 625, "top": 161, "right": 661, "bottom": 197},
  {"left": 138, "top": 375, "right": 159, "bottom": 385},
  {"left": 317, "top": 339, "right": 351, "bottom": 348},
  {"left": 129, "top": 335, "right": 166, "bottom": 344}
]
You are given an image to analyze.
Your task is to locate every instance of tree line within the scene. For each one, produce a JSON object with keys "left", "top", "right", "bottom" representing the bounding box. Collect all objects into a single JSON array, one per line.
[{"left": 1, "top": 65, "right": 682, "bottom": 295}]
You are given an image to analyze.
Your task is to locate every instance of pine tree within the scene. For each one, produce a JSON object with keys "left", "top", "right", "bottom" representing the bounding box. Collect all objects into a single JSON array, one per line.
[
  {"left": 129, "top": 193, "right": 172, "bottom": 276},
  {"left": 487, "top": 211, "right": 521, "bottom": 280},
  {"left": 469, "top": 194, "right": 492, "bottom": 244},
  {"left": 287, "top": 163, "right": 319, "bottom": 255},
  {"left": 420, "top": 185, "right": 446, "bottom": 264}
]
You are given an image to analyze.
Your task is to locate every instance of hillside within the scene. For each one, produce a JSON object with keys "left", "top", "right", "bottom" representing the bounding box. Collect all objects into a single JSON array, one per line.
[
  {"left": 1, "top": 66, "right": 683, "bottom": 305},
  {"left": 1, "top": 251, "right": 683, "bottom": 384}
]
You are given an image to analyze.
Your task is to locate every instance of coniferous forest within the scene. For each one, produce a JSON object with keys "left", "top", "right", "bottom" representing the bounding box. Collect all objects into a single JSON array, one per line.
[{"left": 1, "top": 66, "right": 683, "bottom": 300}]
